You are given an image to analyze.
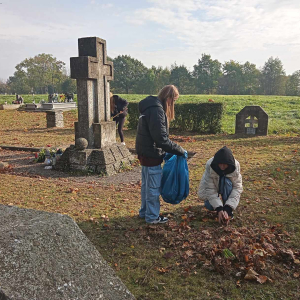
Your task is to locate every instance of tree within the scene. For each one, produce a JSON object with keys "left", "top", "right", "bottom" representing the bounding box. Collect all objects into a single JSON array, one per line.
[
  {"left": 218, "top": 61, "right": 261, "bottom": 95},
  {"left": 169, "top": 64, "right": 193, "bottom": 94},
  {"left": 7, "top": 70, "right": 31, "bottom": 94},
  {"left": 61, "top": 78, "right": 77, "bottom": 94},
  {"left": 260, "top": 57, "right": 286, "bottom": 95},
  {"left": 242, "top": 62, "right": 261, "bottom": 94},
  {"left": 111, "top": 55, "right": 148, "bottom": 94},
  {"left": 193, "top": 54, "right": 222, "bottom": 94},
  {"left": 8, "top": 54, "right": 66, "bottom": 94},
  {"left": 0, "top": 79, "right": 9, "bottom": 94},
  {"left": 219, "top": 60, "right": 244, "bottom": 95},
  {"left": 285, "top": 70, "right": 300, "bottom": 96}
]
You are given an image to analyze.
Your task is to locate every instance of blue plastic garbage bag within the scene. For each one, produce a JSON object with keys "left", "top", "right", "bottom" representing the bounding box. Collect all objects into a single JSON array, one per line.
[{"left": 161, "top": 153, "right": 189, "bottom": 204}]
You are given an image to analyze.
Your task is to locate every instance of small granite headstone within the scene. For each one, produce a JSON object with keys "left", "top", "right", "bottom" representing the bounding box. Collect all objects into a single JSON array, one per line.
[
  {"left": 0, "top": 205, "right": 135, "bottom": 300},
  {"left": 235, "top": 106, "right": 268, "bottom": 136}
]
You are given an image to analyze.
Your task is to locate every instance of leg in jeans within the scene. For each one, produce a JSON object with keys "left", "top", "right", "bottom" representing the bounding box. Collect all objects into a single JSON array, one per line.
[
  {"left": 139, "top": 165, "right": 162, "bottom": 223},
  {"left": 204, "top": 200, "right": 215, "bottom": 211},
  {"left": 139, "top": 166, "right": 147, "bottom": 218},
  {"left": 204, "top": 178, "right": 233, "bottom": 211},
  {"left": 117, "top": 116, "right": 125, "bottom": 143}
]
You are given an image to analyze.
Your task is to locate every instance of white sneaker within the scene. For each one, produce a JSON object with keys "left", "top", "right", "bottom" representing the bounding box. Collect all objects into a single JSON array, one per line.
[
  {"left": 121, "top": 142, "right": 126, "bottom": 145},
  {"left": 148, "top": 216, "right": 169, "bottom": 224}
]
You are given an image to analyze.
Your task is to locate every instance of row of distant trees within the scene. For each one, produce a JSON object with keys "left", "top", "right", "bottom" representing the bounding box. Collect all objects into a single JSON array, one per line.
[
  {"left": 0, "top": 54, "right": 76, "bottom": 95},
  {"left": 111, "top": 54, "right": 300, "bottom": 96},
  {"left": 1, "top": 53, "right": 300, "bottom": 96}
]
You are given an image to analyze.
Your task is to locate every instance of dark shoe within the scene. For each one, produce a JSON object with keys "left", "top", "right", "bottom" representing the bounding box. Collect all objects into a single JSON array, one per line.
[{"left": 148, "top": 216, "right": 169, "bottom": 224}]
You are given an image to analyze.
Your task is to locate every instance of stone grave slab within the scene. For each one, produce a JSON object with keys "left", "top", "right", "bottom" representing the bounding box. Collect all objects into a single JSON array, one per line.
[
  {"left": 0, "top": 204, "right": 135, "bottom": 300},
  {"left": 25, "top": 103, "right": 42, "bottom": 110},
  {"left": 41, "top": 102, "right": 77, "bottom": 111},
  {"left": 0, "top": 104, "right": 22, "bottom": 110}
]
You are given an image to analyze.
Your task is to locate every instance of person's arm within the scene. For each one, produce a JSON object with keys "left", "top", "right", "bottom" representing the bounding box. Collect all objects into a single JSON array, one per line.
[
  {"left": 224, "top": 161, "right": 243, "bottom": 210},
  {"left": 201, "top": 160, "right": 223, "bottom": 209},
  {"left": 120, "top": 97, "right": 128, "bottom": 112},
  {"left": 147, "top": 107, "right": 184, "bottom": 156}
]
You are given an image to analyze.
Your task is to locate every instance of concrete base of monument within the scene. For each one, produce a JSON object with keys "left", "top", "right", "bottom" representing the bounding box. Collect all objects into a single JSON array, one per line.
[{"left": 54, "top": 143, "right": 135, "bottom": 176}]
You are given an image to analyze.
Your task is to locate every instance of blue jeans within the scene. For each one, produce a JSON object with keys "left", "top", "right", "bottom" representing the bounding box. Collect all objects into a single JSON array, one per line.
[
  {"left": 139, "top": 165, "right": 162, "bottom": 223},
  {"left": 204, "top": 177, "right": 233, "bottom": 211}
]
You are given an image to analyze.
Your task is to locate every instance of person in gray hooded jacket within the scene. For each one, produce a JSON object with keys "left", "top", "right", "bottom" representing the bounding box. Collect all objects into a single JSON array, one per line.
[
  {"left": 136, "top": 85, "right": 187, "bottom": 224},
  {"left": 198, "top": 146, "right": 243, "bottom": 225}
]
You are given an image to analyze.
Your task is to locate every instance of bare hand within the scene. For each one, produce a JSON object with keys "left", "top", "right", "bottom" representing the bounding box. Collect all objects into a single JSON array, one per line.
[{"left": 218, "top": 211, "right": 230, "bottom": 225}]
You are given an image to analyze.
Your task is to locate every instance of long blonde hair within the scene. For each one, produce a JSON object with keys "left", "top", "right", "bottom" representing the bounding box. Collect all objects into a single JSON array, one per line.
[{"left": 157, "top": 85, "right": 179, "bottom": 122}]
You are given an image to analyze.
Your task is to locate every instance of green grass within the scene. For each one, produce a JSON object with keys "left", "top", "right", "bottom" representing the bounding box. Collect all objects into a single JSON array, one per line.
[
  {"left": 0, "top": 109, "right": 300, "bottom": 299},
  {"left": 1, "top": 94, "right": 299, "bottom": 134}
]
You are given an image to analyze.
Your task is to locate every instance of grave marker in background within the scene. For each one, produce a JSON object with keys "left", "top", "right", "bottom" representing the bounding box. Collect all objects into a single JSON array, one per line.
[{"left": 235, "top": 106, "right": 268, "bottom": 135}]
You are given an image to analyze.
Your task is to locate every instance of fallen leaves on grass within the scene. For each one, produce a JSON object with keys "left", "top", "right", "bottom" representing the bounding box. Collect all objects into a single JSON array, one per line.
[{"left": 137, "top": 209, "right": 300, "bottom": 283}]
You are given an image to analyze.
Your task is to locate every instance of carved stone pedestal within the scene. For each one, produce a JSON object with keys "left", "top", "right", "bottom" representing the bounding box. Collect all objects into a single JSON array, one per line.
[{"left": 55, "top": 143, "right": 134, "bottom": 176}]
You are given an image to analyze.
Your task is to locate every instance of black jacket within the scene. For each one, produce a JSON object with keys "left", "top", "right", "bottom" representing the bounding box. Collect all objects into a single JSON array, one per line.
[
  {"left": 111, "top": 95, "right": 128, "bottom": 118},
  {"left": 135, "top": 96, "right": 185, "bottom": 159}
]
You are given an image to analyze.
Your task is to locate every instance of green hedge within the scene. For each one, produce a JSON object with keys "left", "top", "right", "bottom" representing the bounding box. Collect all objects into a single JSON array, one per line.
[{"left": 127, "top": 102, "right": 223, "bottom": 133}]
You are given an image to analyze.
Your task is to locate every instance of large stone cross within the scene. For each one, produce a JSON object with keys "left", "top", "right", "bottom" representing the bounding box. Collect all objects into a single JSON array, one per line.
[{"left": 70, "top": 37, "right": 115, "bottom": 148}]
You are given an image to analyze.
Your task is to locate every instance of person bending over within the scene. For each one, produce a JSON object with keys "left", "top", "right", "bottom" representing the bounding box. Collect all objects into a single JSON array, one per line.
[
  {"left": 110, "top": 93, "right": 129, "bottom": 145},
  {"left": 198, "top": 146, "right": 243, "bottom": 225}
]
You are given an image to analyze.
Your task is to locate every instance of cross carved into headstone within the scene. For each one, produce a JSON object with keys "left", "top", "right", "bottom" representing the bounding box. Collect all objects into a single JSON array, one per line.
[
  {"left": 70, "top": 37, "right": 115, "bottom": 149},
  {"left": 245, "top": 115, "right": 258, "bottom": 128},
  {"left": 245, "top": 115, "right": 258, "bottom": 134}
]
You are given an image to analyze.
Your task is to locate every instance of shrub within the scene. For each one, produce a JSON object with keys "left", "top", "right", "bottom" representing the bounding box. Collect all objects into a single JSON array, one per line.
[{"left": 127, "top": 102, "right": 223, "bottom": 133}]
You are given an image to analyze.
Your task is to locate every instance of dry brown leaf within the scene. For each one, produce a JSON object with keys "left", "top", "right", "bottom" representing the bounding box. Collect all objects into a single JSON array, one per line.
[
  {"left": 244, "top": 268, "right": 259, "bottom": 281},
  {"left": 257, "top": 275, "right": 268, "bottom": 284}
]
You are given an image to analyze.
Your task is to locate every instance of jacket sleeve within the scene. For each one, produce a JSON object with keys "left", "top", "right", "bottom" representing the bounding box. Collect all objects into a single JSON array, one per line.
[
  {"left": 119, "top": 97, "right": 128, "bottom": 111},
  {"left": 147, "top": 107, "right": 184, "bottom": 156},
  {"left": 198, "top": 159, "right": 223, "bottom": 209},
  {"left": 225, "top": 161, "right": 243, "bottom": 210}
]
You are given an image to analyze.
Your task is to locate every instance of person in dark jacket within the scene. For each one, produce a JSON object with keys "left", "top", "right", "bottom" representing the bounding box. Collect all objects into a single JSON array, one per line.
[
  {"left": 198, "top": 146, "right": 243, "bottom": 225},
  {"left": 136, "top": 85, "right": 187, "bottom": 224},
  {"left": 110, "top": 93, "right": 129, "bottom": 145}
]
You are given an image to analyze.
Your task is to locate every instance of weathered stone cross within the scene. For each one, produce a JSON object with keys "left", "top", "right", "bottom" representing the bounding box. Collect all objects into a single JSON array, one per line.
[{"left": 70, "top": 37, "right": 116, "bottom": 148}]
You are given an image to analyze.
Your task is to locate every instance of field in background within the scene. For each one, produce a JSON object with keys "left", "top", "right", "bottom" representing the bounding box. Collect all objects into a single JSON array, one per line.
[{"left": 1, "top": 94, "right": 299, "bottom": 135}]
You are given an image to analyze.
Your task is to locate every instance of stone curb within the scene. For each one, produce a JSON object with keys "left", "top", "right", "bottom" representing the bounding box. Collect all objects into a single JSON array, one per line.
[
  {"left": 0, "top": 145, "right": 41, "bottom": 152},
  {"left": 0, "top": 145, "right": 137, "bottom": 155}
]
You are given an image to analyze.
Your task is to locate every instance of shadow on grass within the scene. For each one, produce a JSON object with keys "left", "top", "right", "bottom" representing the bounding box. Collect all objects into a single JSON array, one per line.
[{"left": 1, "top": 127, "right": 74, "bottom": 135}]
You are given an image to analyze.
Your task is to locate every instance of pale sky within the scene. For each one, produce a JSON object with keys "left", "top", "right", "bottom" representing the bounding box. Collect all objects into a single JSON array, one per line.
[{"left": 1, "top": 0, "right": 300, "bottom": 81}]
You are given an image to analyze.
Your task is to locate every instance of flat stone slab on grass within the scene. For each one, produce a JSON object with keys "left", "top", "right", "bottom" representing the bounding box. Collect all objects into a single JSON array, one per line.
[
  {"left": 0, "top": 205, "right": 135, "bottom": 300},
  {"left": 0, "top": 104, "right": 22, "bottom": 110}
]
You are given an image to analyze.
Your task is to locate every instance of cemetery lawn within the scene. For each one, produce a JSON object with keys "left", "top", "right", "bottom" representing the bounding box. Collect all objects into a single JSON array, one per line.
[
  {"left": 1, "top": 94, "right": 300, "bottom": 135},
  {"left": 0, "top": 110, "right": 300, "bottom": 299}
]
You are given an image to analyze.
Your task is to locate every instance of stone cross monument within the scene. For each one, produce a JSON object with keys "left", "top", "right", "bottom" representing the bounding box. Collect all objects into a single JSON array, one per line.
[
  {"left": 71, "top": 37, "right": 115, "bottom": 148},
  {"left": 55, "top": 37, "right": 133, "bottom": 175}
]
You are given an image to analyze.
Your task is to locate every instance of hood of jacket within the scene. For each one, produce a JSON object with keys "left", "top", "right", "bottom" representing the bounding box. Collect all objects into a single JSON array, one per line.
[
  {"left": 210, "top": 146, "right": 236, "bottom": 176},
  {"left": 139, "top": 96, "right": 163, "bottom": 114}
]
